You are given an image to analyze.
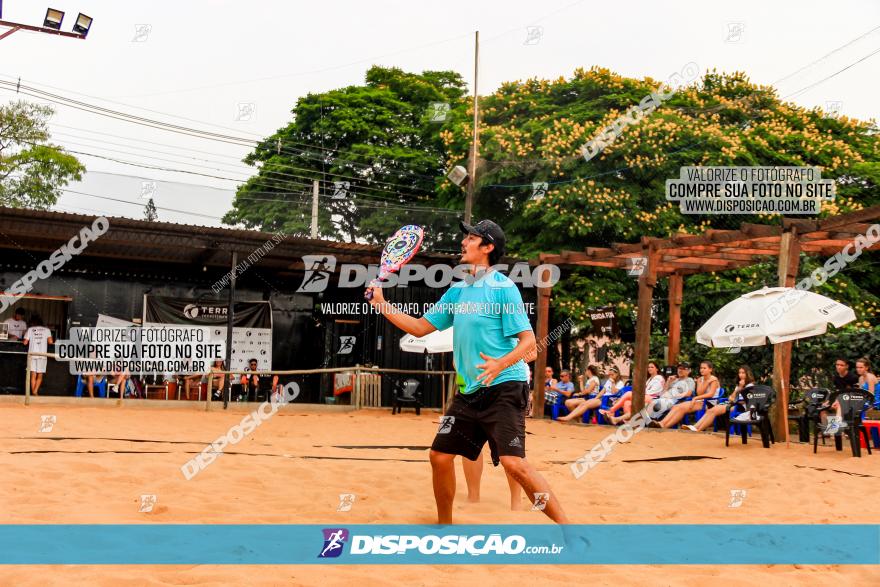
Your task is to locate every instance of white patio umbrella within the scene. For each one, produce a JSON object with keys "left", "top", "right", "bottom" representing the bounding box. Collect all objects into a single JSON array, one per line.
[
  {"left": 399, "top": 327, "right": 454, "bottom": 354},
  {"left": 696, "top": 286, "right": 855, "bottom": 347},
  {"left": 399, "top": 327, "right": 455, "bottom": 412}
]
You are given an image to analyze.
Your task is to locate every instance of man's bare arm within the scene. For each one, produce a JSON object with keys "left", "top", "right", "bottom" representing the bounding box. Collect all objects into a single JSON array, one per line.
[{"left": 367, "top": 286, "right": 437, "bottom": 337}]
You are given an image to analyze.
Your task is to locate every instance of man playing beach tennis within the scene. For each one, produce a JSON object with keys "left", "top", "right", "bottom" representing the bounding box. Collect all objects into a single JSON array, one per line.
[{"left": 367, "top": 219, "right": 568, "bottom": 524}]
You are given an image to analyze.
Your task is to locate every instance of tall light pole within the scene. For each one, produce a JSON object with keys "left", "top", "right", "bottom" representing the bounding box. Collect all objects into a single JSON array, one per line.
[
  {"left": 0, "top": 4, "right": 93, "bottom": 41},
  {"left": 464, "top": 30, "right": 480, "bottom": 224}
]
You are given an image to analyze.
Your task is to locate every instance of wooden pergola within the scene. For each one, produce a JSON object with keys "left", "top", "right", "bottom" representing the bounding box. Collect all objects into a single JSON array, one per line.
[{"left": 531, "top": 204, "right": 880, "bottom": 441}]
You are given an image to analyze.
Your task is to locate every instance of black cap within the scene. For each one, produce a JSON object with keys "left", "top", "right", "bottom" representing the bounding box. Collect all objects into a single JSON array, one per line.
[
  {"left": 460, "top": 219, "right": 506, "bottom": 255},
  {"left": 677, "top": 361, "right": 691, "bottom": 369}
]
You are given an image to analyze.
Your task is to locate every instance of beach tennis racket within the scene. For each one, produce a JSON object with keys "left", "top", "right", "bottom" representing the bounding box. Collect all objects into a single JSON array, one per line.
[{"left": 364, "top": 225, "right": 424, "bottom": 300}]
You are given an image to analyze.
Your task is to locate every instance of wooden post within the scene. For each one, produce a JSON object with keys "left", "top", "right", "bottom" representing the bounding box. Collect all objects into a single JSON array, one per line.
[
  {"left": 354, "top": 364, "right": 362, "bottom": 409},
  {"left": 667, "top": 273, "right": 683, "bottom": 365},
  {"left": 533, "top": 285, "right": 551, "bottom": 418},
  {"left": 631, "top": 243, "right": 659, "bottom": 415},
  {"left": 771, "top": 228, "right": 800, "bottom": 443}
]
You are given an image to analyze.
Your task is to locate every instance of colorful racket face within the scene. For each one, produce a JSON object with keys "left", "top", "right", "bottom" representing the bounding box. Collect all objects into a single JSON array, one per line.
[{"left": 365, "top": 225, "right": 424, "bottom": 300}]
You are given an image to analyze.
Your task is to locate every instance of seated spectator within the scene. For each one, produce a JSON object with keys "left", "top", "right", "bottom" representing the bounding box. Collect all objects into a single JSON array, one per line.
[
  {"left": 683, "top": 365, "right": 755, "bottom": 432},
  {"left": 23, "top": 315, "right": 53, "bottom": 396},
  {"left": 822, "top": 357, "right": 860, "bottom": 435},
  {"left": 110, "top": 369, "right": 130, "bottom": 398},
  {"left": 241, "top": 358, "right": 278, "bottom": 401},
  {"left": 541, "top": 366, "right": 559, "bottom": 406},
  {"left": 559, "top": 365, "right": 621, "bottom": 423},
  {"left": 545, "top": 370, "right": 575, "bottom": 415},
  {"left": 600, "top": 360, "right": 665, "bottom": 424},
  {"left": 4, "top": 308, "right": 28, "bottom": 340},
  {"left": 645, "top": 362, "right": 696, "bottom": 425},
  {"left": 653, "top": 361, "right": 717, "bottom": 428},
  {"left": 856, "top": 357, "right": 878, "bottom": 392}
]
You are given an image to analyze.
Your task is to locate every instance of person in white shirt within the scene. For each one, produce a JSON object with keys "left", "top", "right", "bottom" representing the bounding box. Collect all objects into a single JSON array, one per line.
[
  {"left": 3, "top": 308, "right": 28, "bottom": 340},
  {"left": 684, "top": 366, "right": 755, "bottom": 432},
  {"left": 23, "top": 315, "right": 53, "bottom": 396},
  {"left": 559, "top": 365, "right": 624, "bottom": 423},
  {"left": 601, "top": 361, "right": 665, "bottom": 424}
]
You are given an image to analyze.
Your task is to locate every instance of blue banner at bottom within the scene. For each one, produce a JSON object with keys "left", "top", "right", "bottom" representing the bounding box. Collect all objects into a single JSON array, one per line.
[{"left": 0, "top": 524, "right": 877, "bottom": 565}]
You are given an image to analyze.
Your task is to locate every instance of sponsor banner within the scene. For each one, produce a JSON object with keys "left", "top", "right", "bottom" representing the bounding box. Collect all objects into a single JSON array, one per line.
[
  {"left": 144, "top": 296, "right": 272, "bottom": 371},
  {"left": 0, "top": 525, "right": 876, "bottom": 564}
]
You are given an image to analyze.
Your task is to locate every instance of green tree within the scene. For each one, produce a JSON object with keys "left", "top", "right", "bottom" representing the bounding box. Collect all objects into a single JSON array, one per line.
[
  {"left": 224, "top": 67, "right": 468, "bottom": 248},
  {"left": 0, "top": 101, "right": 85, "bottom": 209},
  {"left": 436, "top": 67, "right": 879, "bottom": 331},
  {"left": 143, "top": 197, "right": 158, "bottom": 221}
]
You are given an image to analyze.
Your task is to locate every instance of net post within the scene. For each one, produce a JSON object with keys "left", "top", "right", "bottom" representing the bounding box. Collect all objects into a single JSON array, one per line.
[{"left": 24, "top": 353, "right": 31, "bottom": 406}]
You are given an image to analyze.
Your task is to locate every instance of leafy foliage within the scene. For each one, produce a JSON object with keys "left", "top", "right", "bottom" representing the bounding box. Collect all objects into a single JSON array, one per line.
[
  {"left": 223, "top": 67, "right": 469, "bottom": 248},
  {"left": 0, "top": 101, "right": 85, "bottom": 209}
]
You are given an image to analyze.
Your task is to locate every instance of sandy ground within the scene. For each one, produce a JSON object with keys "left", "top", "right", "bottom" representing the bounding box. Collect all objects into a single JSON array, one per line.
[{"left": 0, "top": 401, "right": 878, "bottom": 586}]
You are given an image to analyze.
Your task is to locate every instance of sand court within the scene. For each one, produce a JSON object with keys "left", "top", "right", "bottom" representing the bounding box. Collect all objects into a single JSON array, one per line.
[{"left": 0, "top": 402, "right": 878, "bottom": 585}]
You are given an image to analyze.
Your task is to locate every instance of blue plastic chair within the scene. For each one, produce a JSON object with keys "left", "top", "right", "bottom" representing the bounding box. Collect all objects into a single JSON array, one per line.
[
  {"left": 75, "top": 375, "right": 107, "bottom": 398},
  {"left": 598, "top": 385, "right": 631, "bottom": 424},
  {"left": 684, "top": 387, "right": 726, "bottom": 426}
]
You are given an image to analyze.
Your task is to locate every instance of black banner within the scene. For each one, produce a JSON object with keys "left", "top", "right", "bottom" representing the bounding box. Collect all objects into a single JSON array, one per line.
[
  {"left": 589, "top": 306, "right": 618, "bottom": 338},
  {"left": 144, "top": 297, "right": 271, "bottom": 328}
]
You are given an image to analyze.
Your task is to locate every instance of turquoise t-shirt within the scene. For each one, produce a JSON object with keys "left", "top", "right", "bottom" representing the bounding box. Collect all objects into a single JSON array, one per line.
[{"left": 423, "top": 270, "right": 532, "bottom": 394}]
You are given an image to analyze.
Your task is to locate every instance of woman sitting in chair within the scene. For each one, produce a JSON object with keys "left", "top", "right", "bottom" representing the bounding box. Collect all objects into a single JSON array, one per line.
[
  {"left": 856, "top": 357, "right": 878, "bottom": 393},
  {"left": 558, "top": 365, "right": 619, "bottom": 423},
  {"left": 683, "top": 365, "right": 754, "bottom": 432},
  {"left": 654, "top": 361, "right": 718, "bottom": 429},
  {"left": 600, "top": 361, "right": 665, "bottom": 424}
]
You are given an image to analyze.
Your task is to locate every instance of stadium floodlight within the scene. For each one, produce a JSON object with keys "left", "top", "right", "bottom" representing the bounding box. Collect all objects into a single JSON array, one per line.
[
  {"left": 72, "top": 12, "right": 92, "bottom": 37},
  {"left": 43, "top": 8, "right": 64, "bottom": 30}
]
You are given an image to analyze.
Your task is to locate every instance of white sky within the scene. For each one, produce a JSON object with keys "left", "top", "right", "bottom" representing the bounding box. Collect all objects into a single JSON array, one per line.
[{"left": 1, "top": 0, "right": 878, "bottom": 226}]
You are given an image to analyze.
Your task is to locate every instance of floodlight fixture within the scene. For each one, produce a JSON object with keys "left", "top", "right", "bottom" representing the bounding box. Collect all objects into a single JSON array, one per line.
[{"left": 43, "top": 7, "right": 64, "bottom": 30}]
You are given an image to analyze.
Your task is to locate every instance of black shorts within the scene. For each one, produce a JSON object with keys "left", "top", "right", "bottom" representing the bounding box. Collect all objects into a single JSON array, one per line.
[{"left": 431, "top": 380, "right": 529, "bottom": 466}]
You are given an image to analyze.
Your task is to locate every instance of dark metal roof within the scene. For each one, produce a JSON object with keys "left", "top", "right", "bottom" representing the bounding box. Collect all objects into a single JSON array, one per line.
[{"left": 0, "top": 206, "right": 458, "bottom": 276}]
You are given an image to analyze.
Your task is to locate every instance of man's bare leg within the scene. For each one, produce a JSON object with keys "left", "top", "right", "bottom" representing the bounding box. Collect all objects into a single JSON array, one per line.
[
  {"left": 506, "top": 470, "right": 523, "bottom": 510},
  {"left": 461, "top": 451, "right": 483, "bottom": 502},
  {"left": 430, "top": 450, "right": 457, "bottom": 524},
  {"left": 500, "top": 455, "right": 569, "bottom": 523}
]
